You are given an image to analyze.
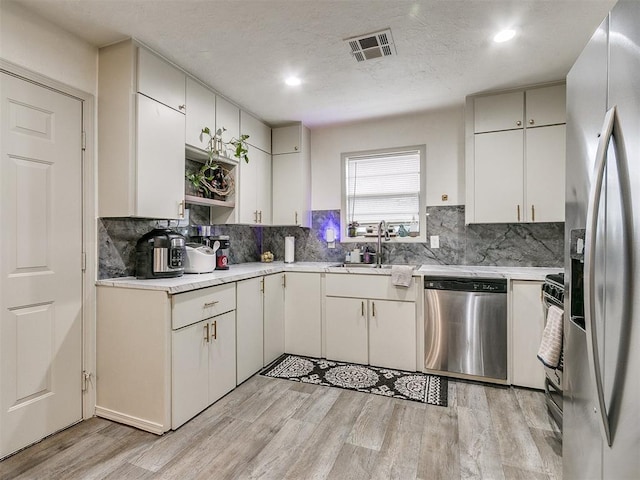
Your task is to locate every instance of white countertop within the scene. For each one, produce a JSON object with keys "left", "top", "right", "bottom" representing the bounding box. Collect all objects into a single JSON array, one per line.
[{"left": 96, "top": 262, "right": 563, "bottom": 294}]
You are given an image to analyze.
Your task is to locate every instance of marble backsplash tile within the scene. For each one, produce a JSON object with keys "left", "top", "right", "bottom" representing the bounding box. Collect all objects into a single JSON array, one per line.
[{"left": 98, "top": 206, "right": 564, "bottom": 279}]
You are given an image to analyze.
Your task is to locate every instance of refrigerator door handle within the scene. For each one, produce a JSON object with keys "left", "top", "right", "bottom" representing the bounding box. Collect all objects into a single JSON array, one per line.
[{"left": 584, "top": 106, "right": 620, "bottom": 447}]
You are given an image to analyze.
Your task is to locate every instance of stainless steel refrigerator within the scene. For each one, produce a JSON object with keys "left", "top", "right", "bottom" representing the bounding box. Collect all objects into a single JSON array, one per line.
[{"left": 564, "top": 1, "right": 640, "bottom": 478}]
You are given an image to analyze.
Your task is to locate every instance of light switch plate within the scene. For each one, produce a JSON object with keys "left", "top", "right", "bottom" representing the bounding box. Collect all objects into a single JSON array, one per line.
[{"left": 430, "top": 235, "right": 440, "bottom": 249}]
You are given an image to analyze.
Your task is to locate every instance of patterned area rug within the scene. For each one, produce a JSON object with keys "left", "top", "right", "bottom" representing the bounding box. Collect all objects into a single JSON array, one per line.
[{"left": 261, "top": 354, "right": 448, "bottom": 407}]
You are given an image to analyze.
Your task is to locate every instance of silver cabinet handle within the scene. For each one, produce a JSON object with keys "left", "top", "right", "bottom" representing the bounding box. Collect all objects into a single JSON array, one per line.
[
  {"left": 531, "top": 205, "right": 535, "bottom": 222},
  {"left": 295, "top": 211, "right": 298, "bottom": 225},
  {"left": 178, "top": 104, "right": 186, "bottom": 111},
  {"left": 211, "top": 320, "right": 217, "bottom": 340},
  {"left": 204, "top": 323, "right": 210, "bottom": 343},
  {"left": 259, "top": 210, "right": 263, "bottom": 223},
  {"left": 584, "top": 105, "right": 630, "bottom": 448},
  {"left": 516, "top": 120, "right": 522, "bottom": 126},
  {"left": 517, "top": 204, "right": 521, "bottom": 222},
  {"left": 361, "top": 301, "right": 364, "bottom": 317},
  {"left": 178, "top": 200, "right": 185, "bottom": 218},
  {"left": 372, "top": 302, "right": 376, "bottom": 317},
  {"left": 203, "top": 300, "right": 219, "bottom": 308},
  {"left": 529, "top": 119, "right": 535, "bottom": 125}
]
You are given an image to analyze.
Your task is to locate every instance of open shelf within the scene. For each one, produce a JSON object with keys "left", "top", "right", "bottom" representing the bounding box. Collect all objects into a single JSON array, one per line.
[
  {"left": 185, "top": 145, "right": 239, "bottom": 166},
  {"left": 184, "top": 194, "right": 235, "bottom": 208}
]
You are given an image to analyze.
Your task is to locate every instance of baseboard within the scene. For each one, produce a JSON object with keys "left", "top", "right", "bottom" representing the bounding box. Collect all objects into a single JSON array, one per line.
[{"left": 94, "top": 405, "right": 167, "bottom": 435}]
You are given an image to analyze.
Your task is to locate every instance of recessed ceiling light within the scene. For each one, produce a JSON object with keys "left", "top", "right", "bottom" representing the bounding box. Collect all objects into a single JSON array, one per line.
[
  {"left": 285, "top": 76, "right": 301, "bottom": 86},
  {"left": 493, "top": 29, "right": 516, "bottom": 43}
]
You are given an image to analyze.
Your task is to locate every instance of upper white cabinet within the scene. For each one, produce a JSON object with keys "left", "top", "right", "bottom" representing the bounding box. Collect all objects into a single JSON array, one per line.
[
  {"left": 466, "top": 83, "right": 566, "bottom": 224},
  {"left": 240, "top": 111, "right": 271, "bottom": 153},
  {"left": 238, "top": 145, "right": 272, "bottom": 224},
  {"left": 272, "top": 124, "right": 311, "bottom": 227},
  {"left": 474, "top": 91, "right": 524, "bottom": 133},
  {"left": 185, "top": 77, "right": 216, "bottom": 150},
  {"left": 215, "top": 96, "right": 240, "bottom": 158},
  {"left": 98, "top": 39, "right": 186, "bottom": 219},
  {"left": 137, "top": 47, "right": 186, "bottom": 113}
]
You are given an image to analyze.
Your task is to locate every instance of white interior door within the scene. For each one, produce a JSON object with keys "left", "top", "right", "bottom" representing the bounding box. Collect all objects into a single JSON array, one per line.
[{"left": 1, "top": 73, "right": 83, "bottom": 458}]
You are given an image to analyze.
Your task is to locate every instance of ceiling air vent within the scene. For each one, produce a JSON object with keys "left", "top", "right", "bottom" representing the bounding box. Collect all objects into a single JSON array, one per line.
[{"left": 345, "top": 28, "right": 396, "bottom": 62}]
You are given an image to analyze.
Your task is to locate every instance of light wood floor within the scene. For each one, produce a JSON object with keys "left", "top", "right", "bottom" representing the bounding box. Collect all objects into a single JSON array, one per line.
[{"left": 1, "top": 376, "right": 562, "bottom": 480}]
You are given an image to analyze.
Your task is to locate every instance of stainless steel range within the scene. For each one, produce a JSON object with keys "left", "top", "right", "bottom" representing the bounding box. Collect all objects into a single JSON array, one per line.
[{"left": 541, "top": 273, "right": 564, "bottom": 430}]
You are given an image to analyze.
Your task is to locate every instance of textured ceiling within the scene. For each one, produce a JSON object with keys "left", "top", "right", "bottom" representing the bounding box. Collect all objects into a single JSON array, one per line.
[{"left": 11, "top": 0, "right": 616, "bottom": 127}]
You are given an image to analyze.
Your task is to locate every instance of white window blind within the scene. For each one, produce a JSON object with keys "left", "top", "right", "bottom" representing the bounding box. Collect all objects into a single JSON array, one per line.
[{"left": 345, "top": 150, "right": 421, "bottom": 226}]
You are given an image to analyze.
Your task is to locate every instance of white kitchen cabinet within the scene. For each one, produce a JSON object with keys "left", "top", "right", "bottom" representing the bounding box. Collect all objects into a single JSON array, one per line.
[
  {"left": 284, "top": 272, "right": 322, "bottom": 358},
  {"left": 240, "top": 110, "right": 271, "bottom": 153},
  {"left": 474, "top": 91, "right": 524, "bottom": 133},
  {"left": 272, "top": 124, "right": 311, "bottom": 227},
  {"left": 272, "top": 124, "right": 302, "bottom": 154},
  {"left": 525, "top": 125, "right": 566, "bottom": 223},
  {"left": 264, "top": 273, "right": 285, "bottom": 366},
  {"left": 96, "top": 283, "right": 236, "bottom": 434},
  {"left": 238, "top": 145, "right": 271, "bottom": 224},
  {"left": 215, "top": 96, "right": 240, "bottom": 158},
  {"left": 511, "top": 280, "right": 546, "bottom": 390},
  {"left": 466, "top": 83, "right": 566, "bottom": 224},
  {"left": 207, "top": 311, "right": 237, "bottom": 405},
  {"left": 236, "top": 277, "right": 264, "bottom": 384},
  {"left": 171, "top": 318, "right": 209, "bottom": 429},
  {"left": 524, "top": 84, "right": 566, "bottom": 127},
  {"left": 324, "top": 274, "right": 417, "bottom": 371},
  {"left": 325, "top": 297, "right": 369, "bottom": 365},
  {"left": 369, "top": 299, "right": 416, "bottom": 371},
  {"left": 98, "top": 39, "right": 186, "bottom": 219},
  {"left": 185, "top": 77, "right": 216, "bottom": 150}
]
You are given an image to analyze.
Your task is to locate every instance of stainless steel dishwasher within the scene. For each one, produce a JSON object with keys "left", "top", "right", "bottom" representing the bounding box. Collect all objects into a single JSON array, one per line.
[{"left": 424, "top": 276, "right": 507, "bottom": 382}]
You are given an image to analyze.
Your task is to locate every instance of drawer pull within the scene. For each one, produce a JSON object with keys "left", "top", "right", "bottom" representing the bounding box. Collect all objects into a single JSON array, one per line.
[{"left": 203, "top": 300, "right": 219, "bottom": 308}]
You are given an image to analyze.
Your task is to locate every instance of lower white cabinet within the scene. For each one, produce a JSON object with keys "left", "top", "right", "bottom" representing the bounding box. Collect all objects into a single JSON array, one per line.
[
  {"left": 511, "top": 280, "right": 545, "bottom": 389},
  {"left": 324, "top": 274, "right": 417, "bottom": 372},
  {"left": 284, "top": 272, "right": 322, "bottom": 357},
  {"left": 264, "top": 273, "right": 285, "bottom": 366},
  {"left": 96, "top": 283, "right": 237, "bottom": 434},
  {"left": 236, "top": 277, "right": 264, "bottom": 384},
  {"left": 325, "top": 296, "right": 416, "bottom": 371},
  {"left": 172, "top": 310, "right": 236, "bottom": 429},
  {"left": 237, "top": 273, "right": 286, "bottom": 383}
]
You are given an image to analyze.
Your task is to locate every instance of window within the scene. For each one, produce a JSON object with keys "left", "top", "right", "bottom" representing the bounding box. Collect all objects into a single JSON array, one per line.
[{"left": 341, "top": 145, "right": 426, "bottom": 241}]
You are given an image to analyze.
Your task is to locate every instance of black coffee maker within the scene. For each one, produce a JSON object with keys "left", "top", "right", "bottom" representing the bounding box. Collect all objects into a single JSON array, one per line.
[{"left": 135, "top": 228, "right": 186, "bottom": 279}]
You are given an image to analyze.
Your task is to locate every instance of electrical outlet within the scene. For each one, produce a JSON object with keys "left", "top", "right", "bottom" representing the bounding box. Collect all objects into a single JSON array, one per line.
[{"left": 430, "top": 235, "right": 440, "bottom": 249}]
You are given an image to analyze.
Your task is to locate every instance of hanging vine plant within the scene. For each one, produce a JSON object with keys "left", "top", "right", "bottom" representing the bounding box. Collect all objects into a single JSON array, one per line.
[{"left": 186, "top": 126, "right": 250, "bottom": 200}]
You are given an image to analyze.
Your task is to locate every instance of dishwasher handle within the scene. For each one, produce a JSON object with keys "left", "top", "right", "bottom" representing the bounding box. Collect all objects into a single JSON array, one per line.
[{"left": 423, "top": 276, "right": 507, "bottom": 293}]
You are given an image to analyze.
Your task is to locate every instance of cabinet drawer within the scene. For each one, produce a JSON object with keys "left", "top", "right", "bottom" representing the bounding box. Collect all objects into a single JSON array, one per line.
[
  {"left": 172, "top": 283, "right": 236, "bottom": 329},
  {"left": 325, "top": 274, "right": 416, "bottom": 302}
]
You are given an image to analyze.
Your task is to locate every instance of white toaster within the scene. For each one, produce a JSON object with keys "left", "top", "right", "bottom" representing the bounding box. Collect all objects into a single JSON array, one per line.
[{"left": 184, "top": 243, "right": 217, "bottom": 274}]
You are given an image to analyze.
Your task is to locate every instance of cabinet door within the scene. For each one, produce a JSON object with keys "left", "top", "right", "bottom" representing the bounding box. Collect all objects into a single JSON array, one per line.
[
  {"left": 236, "top": 277, "right": 264, "bottom": 384},
  {"left": 136, "top": 94, "right": 186, "bottom": 219},
  {"left": 511, "top": 281, "right": 545, "bottom": 389},
  {"left": 325, "top": 297, "right": 368, "bottom": 365},
  {"left": 185, "top": 78, "right": 216, "bottom": 150},
  {"left": 256, "top": 148, "right": 272, "bottom": 225},
  {"left": 272, "top": 125, "right": 301, "bottom": 154},
  {"left": 272, "top": 152, "right": 306, "bottom": 226},
  {"left": 137, "top": 47, "right": 186, "bottom": 112},
  {"left": 369, "top": 300, "right": 416, "bottom": 371},
  {"left": 208, "top": 311, "right": 237, "bottom": 404},
  {"left": 525, "top": 84, "right": 566, "bottom": 127},
  {"left": 525, "top": 125, "right": 566, "bottom": 222},
  {"left": 474, "top": 91, "right": 524, "bottom": 133},
  {"left": 238, "top": 146, "right": 271, "bottom": 224},
  {"left": 474, "top": 129, "right": 524, "bottom": 223},
  {"left": 263, "top": 274, "right": 285, "bottom": 366},
  {"left": 284, "top": 273, "right": 321, "bottom": 357},
  {"left": 215, "top": 96, "right": 239, "bottom": 157},
  {"left": 172, "top": 320, "right": 209, "bottom": 429},
  {"left": 240, "top": 110, "right": 271, "bottom": 153}
]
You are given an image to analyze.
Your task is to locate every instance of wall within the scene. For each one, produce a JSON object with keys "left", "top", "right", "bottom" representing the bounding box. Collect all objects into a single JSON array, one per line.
[
  {"left": 310, "top": 106, "right": 465, "bottom": 209},
  {"left": 0, "top": 1, "right": 98, "bottom": 96}
]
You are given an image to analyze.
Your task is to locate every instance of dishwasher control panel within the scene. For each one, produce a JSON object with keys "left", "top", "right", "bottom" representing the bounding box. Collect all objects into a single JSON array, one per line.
[{"left": 424, "top": 276, "right": 507, "bottom": 293}]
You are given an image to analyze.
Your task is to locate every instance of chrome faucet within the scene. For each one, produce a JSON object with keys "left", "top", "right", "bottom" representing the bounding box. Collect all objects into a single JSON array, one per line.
[{"left": 376, "top": 220, "right": 390, "bottom": 267}]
